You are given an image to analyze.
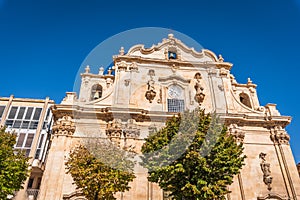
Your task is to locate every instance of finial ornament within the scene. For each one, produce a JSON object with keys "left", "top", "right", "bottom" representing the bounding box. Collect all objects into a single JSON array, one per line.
[
  {"left": 168, "top": 33, "right": 174, "bottom": 39},
  {"left": 247, "top": 78, "right": 252, "bottom": 84},
  {"left": 85, "top": 65, "right": 90, "bottom": 74},
  {"left": 108, "top": 68, "right": 112, "bottom": 75},
  {"left": 119, "top": 47, "right": 125, "bottom": 55},
  {"left": 218, "top": 54, "right": 224, "bottom": 62},
  {"left": 99, "top": 67, "right": 104, "bottom": 75}
]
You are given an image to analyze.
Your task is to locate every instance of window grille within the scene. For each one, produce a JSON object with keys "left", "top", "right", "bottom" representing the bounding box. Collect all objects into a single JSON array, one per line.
[{"left": 167, "top": 99, "right": 185, "bottom": 112}]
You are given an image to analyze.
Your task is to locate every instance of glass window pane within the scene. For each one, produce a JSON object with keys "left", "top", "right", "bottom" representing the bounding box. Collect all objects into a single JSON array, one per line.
[
  {"left": 29, "top": 121, "right": 39, "bottom": 129},
  {"left": 35, "top": 149, "right": 41, "bottom": 159},
  {"left": 38, "top": 134, "right": 44, "bottom": 148},
  {"left": 0, "top": 106, "right": 5, "bottom": 118},
  {"left": 16, "top": 107, "right": 26, "bottom": 119},
  {"left": 5, "top": 120, "right": 13, "bottom": 127},
  {"left": 25, "top": 149, "right": 30, "bottom": 157},
  {"left": 45, "top": 108, "right": 50, "bottom": 120},
  {"left": 42, "top": 122, "right": 48, "bottom": 129},
  {"left": 28, "top": 178, "right": 34, "bottom": 188},
  {"left": 21, "top": 121, "right": 30, "bottom": 129},
  {"left": 16, "top": 133, "right": 26, "bottom": 147},
  {"left": 25, "top": 133, "right": 34, "bottom": 147},
  {"left": 25, "top": 107, "right": 33, "bottom": 120},
  {"left": 33, "top": 108, "right": 42, "bottom": 120},
  {"left": 8, "top": 106, "right": 18, "bottom": 119},
  {"left": 13, "top": 120, "right": 22, "bottom": 128}
]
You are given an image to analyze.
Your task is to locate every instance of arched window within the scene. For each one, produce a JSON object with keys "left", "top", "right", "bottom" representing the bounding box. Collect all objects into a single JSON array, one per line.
[
  {"left": 239, "top": 92, "right": 252, "bottom": 108},
  {"left": 167, "top": 85, "right": 184, "bottom": 112},
  {"left": 90, "top": 84, "right": 102, "bottom": 101}
]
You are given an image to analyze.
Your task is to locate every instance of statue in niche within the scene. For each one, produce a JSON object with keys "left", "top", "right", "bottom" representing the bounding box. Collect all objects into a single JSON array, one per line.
[{"left": 259, "top": 152, "right": 273, "bottom": 191}]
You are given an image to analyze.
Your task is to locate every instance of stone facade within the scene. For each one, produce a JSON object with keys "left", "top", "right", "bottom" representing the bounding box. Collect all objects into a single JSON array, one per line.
[{"left": 38, "top": 34, "right": 300, "bottom": 200}]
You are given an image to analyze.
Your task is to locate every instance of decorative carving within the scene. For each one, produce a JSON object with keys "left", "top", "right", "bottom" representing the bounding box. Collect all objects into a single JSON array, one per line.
[
  {"left": 145, "top": 70, "right": 156, "bottom": 103},
  {"left": 124, "top": 79, "right": 130, "bottom": 86},
  {"left": 270, "top": 126, "right": 290, "bottom": 145},
  {"left": 218, "top": 84, "right": 224, "bottom": 91},
  {"left": 106, "top": 119, "right": 140, "bottom": 152},
  {"left": 148, "top": 124, "right": 158, "bottom": 135},
  {"left": 157, "top": 88, "right": 162, "bottom": 104},
  {"left": 171, "top": 64, "right": 179, "bottom": 73},
  {"left": 129, "top": 62, "right": 138, "bottom": 71},
  {"left": 219, "top": 67, "right": 229, "bottom": 77},
  {"left": 194, "top": 73, "right": 205, "bottom": 105},
  {"left": 117, "top": 61, "right": 128, "bottom": 71},
  {"left": 52, "top": 115, "right": 75, "bottom": 136},
  {"left": 106, "top": 119, "right": 123, "bottom": 147},
  {"left": 228, "top": 124, "right": 245, "bottom": 143},
  {"left": 259, "top": 153, "right": 273, "bottom": 191},
  {"left": 123, "top": 119, "right": 140, "bottom": 139}
]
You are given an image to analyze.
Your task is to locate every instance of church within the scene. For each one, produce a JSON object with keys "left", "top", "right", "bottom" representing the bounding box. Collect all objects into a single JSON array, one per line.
[{"left": 36, "top": 34, "right": 300, "bottom": 200}]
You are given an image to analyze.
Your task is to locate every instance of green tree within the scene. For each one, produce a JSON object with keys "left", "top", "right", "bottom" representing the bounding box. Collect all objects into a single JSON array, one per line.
[
  {"left": 141, "top": 109, "right": 246, "bottom": 200},
  {"left": 66, "top": 140, "right": 136, "bottom": 200},
  {"left": 0, "top": 127, "right": 30, "bottom": 199}
]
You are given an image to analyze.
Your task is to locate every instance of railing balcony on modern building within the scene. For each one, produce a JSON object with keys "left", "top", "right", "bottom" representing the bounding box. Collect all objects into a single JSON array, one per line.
[{"left": 26, "top": 189, "right": 39, "bottom": 200}]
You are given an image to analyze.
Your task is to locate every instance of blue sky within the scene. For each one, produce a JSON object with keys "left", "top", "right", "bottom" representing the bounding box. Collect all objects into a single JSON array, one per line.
[{"left": 0, "top": 0, "right": 300, "bottom": 163}]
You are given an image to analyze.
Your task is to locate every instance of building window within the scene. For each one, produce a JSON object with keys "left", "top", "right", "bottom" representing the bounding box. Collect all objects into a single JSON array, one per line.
[
  {"left": 239, "top": 93, "right": 252, "bottom": 108},
  {"left": 8, "top": 106, "right": 18, "bottom": 119},
  {"left": 167, "top": 85, "right": 185, "bottom": 112},
  {"left": 33, "top": 108, "right": 42, "bottom": 120},
  {"left": 25, "top": 133, "right": 34, "bottom": 148},
  {"left": 25, "top": 107, "right": 34, "bottom": 120},
  {"left": 16, "top": 133, "right": 26, "bottom": 147},
  {"left": 90, "top": 84, "right": 103, "bottom": 100},
  {"left": 16, "top": 107, "right": 26, "bottom": 119},
  {"left": 168, "top": 51, "right": 177, "bottom": 59},
  {"left": 28, "top": 178, "right": 34, "bottom": 188},
  {"left": 0, "top": 106, "right": 5, "bottom": 119}
]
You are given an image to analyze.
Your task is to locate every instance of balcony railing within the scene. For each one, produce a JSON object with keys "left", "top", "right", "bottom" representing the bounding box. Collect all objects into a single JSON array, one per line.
[{"left": 26, "top": 189, "right": 39, "bottom": 200}]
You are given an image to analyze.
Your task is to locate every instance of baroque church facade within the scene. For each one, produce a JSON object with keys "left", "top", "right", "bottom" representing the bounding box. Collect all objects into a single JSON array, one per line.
[{"left": 37, "top": 34, "right": 300, "bottom": 200}]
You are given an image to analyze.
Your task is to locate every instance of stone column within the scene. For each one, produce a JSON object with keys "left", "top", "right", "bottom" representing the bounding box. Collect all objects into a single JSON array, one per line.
[{"left": 37, "top": 115, "right": 75, "bottom": 200}]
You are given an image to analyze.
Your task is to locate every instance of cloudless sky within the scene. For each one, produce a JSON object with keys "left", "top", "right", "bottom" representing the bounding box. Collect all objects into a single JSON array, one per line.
[{"left": 1, "top": 0, "right": 300, "bottom": 163}]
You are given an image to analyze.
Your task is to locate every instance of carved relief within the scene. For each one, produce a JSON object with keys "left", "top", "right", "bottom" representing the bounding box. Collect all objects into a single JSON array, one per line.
[
  {"left": 270, "top": 126, "right": 290, "bottom": 145},
  {"left": 106, "top": 119, "right": 123, "bottom": 147},
  {"left": 123, "top": 119, "right": 140, "bottom": 139},
  {"left": 117, "top": 61, "right": 128, "bottom": 71},
  {"left": 228, "top": 124, "right": 245, "bottom": 143},
  {"left": 106, "top": 119, "right": 140, "bottom": 152},
  {"left": 259, "top": 153, "right": 273, "bottom": 191},
  {"left": 194, "top": 73, "right": 205, "bottom": 105},
  {"left": 145, "top": 69, "right": 156, "bottom": 103},
  {"left": 52, "top": 115, "right": 75, "bottom": 136}
]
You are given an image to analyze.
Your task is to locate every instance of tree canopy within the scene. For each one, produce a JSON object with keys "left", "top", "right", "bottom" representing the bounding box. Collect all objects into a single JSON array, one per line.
[
  {"left": 66, "top": 140, "right": 136, "bottom": 200},
  {"left": 141, "top": 109, "right": 246, "bottom": 200},
  {"left": 0, "top": 127, "right": 30, "bottom": 199}
]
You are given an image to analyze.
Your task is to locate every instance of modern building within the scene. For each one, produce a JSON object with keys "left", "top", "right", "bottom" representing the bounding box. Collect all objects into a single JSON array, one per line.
[
  {"left": 35, "top": 34, "right": 300, "bottom": 199},
  {"left": 0, "top": 95, "right": 54, "bottom": 200}
]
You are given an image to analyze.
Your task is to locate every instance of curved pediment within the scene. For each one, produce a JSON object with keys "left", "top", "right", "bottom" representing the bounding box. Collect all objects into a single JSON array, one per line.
[{"left": 126, "top": 34, "right": 219, "bottom": 63}]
